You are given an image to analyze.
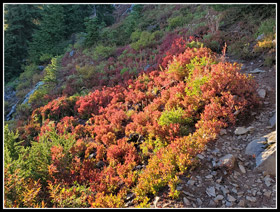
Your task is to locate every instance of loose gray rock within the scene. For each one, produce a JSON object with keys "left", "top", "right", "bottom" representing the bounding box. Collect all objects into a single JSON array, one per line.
[
  {"left": 183, "top": 197, "right": 191, "bottom": 206},
  {"left": 197, "top": 154, "right": 204, "bottom": 160},
  {"left": 196, "top": 198, "right": 203, "bottom": 206},
  {"left": 182, "top": 191, "right": 195, "bottom": 197},
  {"left": 238, "top": 164, "right": 246, "bottom": 174},
  {"left": 206, "top": 186, "right": 216, "bottom": 197},
  {"left": 88, "top": 152, "right": 96, "bottom": 159},
  {"left": 176, "top": 185, "right": 183, "bottom": 191},
  {"left": 227, "top": 194, "right": 236, "bottom": 202},
  {"left": 263, "top": 176, "right": 273, "bottom": 187},
  {"left": 245, "top": 137, "right": 267, "bottom": 156},
  {"left": 225, "top": 201, "right": 232, "bottom": 207},
  {"left": 238, "top": 199, "right": 245, "bottom": 207},
  {"left": 263, "top": 190, "right": 271, "bottom": 198},
  {"left": 214, "top": 195, "right": 224, "bottom": 202},
  {"left": 257, "top": 89, "right": 266, "bottom": 99},
  {"left": 208, "top": 200, "right": 216, "bottom": 207},
  {"left": 256, "top": 33, "right": 265, "bottom": 41},
  {"left": 187, "top": 179, "right": 195, "bottom": 186},
  {"left": 246, "top": 126, "right": 255, "bottom": 133},
  {"left": 234, "top": 127, "right": 249, "bottom": 135},
  {"left": 216, "top": 154, "right": 236, "bottom": 169},
  {"left": 246, "top": 196, "right": 257, "bottom": 202},
  {"left": 205, "top": 174, "right": 213, "bottom": 179},
  {"left": 248, "top": 68, "right": 265, "bottom": 74},
  {"left": 220, "top": 129, "right": 227, "bottom": 135}
]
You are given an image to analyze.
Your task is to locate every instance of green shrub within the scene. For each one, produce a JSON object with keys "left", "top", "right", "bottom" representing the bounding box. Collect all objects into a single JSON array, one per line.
[
  {"left": 18, "top": 64, "right": 38, "bottom": 83},
  {"left": 76, "top": 64, "right": 97, "bottom": 80},
  {"left": 151, "top": 30, "right": 163, "bottom": 41},
  {"left": 186, "top": 41, "right": 204, "bottom": 49},
  {"left": 84, "top": 17, "right": 105, "bottom": 47},
  {"left": 130, "top": 31, "right": 156, "bottom": 50},
  {"left": 95, "top": 61, "right": 107, "bottom": 74},
  {"left": 210, "top": 4, "right": 232, "bottom": 11},
  {"left": 16, "top": 64, "right": 39, "bottom": 98},
  {"left": 28, "top": 88, "right": 48, "bottom": 107},
  {"left": 14, "top": 103, "right": 32, "bottom": 121},
  {"left": 73, "top": 32, "right": 87, "bottom": 49},
  {"left": 202, "top": 33, "right": 220, "bottom": 52},
  {"left": 130, "top": 30, "right": 142, "bottom": 42},
  {"left": 16, "top": 81, "right": 32, "bottom": 96},
  {"left": 4, "top": 125, "right": 24, "bottom": 168},
  {"left": 255, "top": 18, "right": 276, "bottom": 38},
  {"left": 185, "top": 76, "right": 210, "bottom": 96},
  {"left": 193, "top": 10, "right": 206, "bottom": 21},
  {"left": 113, "top": 6, "right": 143, "bottom": 46},
  {"left": 39, "top": 53, "right": 53, "bottom": 64},
  {"left": 167, "top": 15, "right": 186, "bottom": 30},
  {"left": 43, "top": 56, "right": 62, "bottom": 86},
  {"left": 228, "top": 41, "right": 255, "bottom": 60},
  {"left": 159, "top": 107, "right": 192, "bottom": 126},
  {"left": 93, "top": 44, "right": 116, "bottom": 61},
  {"left": 120, "top": 67, "right": 129, "bottom": 75},
  {"left": 100, "top": 27, "right": 119, "bottom": 45},
  {"left": 264, "top": 53, "right": 276, "bottom": 67},
  {"left": 28, "top": 56, "right": 61, "bottom": 107},
  {"left": 23, "top": 124, "right": 76, "bottom": 182}
]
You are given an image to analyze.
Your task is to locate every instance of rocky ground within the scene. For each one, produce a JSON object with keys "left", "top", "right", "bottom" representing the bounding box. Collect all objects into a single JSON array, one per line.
[{"left": 148, "top": 57, "right": 277, "bottom": 208}]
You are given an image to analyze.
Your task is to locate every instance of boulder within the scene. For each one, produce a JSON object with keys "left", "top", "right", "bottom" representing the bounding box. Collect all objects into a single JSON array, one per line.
[
  {"left": 245, "top": 137, "right": 267, "bottom": 156},
  {"left": 255, "top": 142, "right": 276, "bottom": 176},
  {"left": 247, "top": 131, "right": 276, "bottom": 176},
  {"left": 265, "top": 131, "right": 276, "bottom": 145}
]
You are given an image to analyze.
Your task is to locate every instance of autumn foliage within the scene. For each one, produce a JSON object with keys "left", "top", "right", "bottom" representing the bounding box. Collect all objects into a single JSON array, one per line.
[{"left": 4, "top": 36, "right": 259, "bottom": 208}]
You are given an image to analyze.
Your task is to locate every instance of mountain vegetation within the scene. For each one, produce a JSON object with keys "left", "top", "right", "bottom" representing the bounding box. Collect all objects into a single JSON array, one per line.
[{"left": 4, "top": 4, "right": 276, "bottom": 208}]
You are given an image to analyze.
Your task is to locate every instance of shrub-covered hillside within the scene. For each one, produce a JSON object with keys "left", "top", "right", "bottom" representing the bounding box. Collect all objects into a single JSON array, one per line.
[{"left": 4, "top": 4, "right": 276, "bottom": 208}]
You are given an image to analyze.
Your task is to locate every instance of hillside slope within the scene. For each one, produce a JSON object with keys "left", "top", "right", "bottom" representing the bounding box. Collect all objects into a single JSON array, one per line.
[{"left": 4, "top": 4, "right": 276, "bottom": 208}]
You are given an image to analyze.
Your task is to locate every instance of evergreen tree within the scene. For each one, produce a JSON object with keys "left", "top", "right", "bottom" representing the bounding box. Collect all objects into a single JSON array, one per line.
[
  {"left": 28, "top": 4, "right": 67, "bottom": 64},
  {"left": 84, "top": 5, "right": 115, "bottom": 47},
  {"left": 63, "top": 4, "right": 93, "bottom": 35},
  {"left": 4, "top": 4, "right": 41, "bottom": 83},
  {"left": 28, "top": 4, "right": 95, "bottom": 64},
  {"left": 94, "top": 4, "right": 115, "bottom": 26},
  {"left": 84, "top": 16, "right": 104, "bottom": 47}
]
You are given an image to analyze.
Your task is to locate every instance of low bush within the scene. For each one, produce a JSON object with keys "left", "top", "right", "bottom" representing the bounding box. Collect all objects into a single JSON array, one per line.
[
  {"left": 130, "top": 31, "right": 157, "bottom": 51},
  {"left": 92, "top": 44, "right": 116, "bottom": 61},
  {"left": 5, "top": 37, "right": 260, "bottom": 208}
]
